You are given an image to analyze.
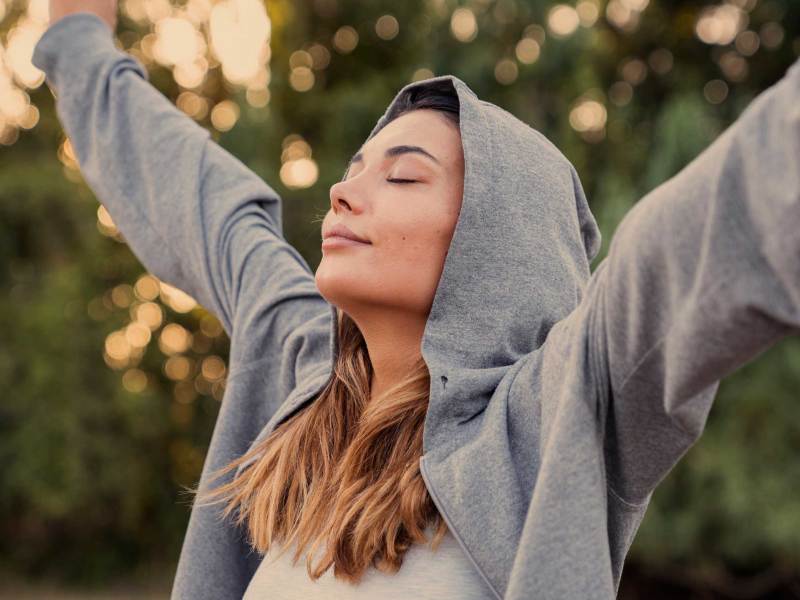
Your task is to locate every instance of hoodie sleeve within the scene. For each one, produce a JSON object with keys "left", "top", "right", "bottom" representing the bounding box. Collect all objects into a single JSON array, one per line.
[
  {"left": 590, "top": 56, "right": 800, "bottom": 507},
  {"left": 31, "top": 12, "right": 327, "bottom": 366}
]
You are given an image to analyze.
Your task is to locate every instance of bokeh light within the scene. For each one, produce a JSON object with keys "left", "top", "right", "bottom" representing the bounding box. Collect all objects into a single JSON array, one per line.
[
  {"left": 279, "top": 134, "right": 319, "bottom": 189},
  {"left": 210, "top": 99, "right": 240, "bottom": 131},
  {"left": 648, "top": 48, "right": 674, "bottom": 74},
  {"left": 605, "top": 0, "right": 650, "bottom": 32},
  {"left": 735, "top": 30, "right": 760, "bottom": 56},
  {"left": 621, "top": 57, "right": 648, "bottom": 85},
  {"left": 375, "top": 14, "right": 399, "bottom": 41},
  {"left": 704, "top": 78, "right": 729, "bottom": 103},
  {"left": 308, "top": 43, "right": 331, "bottom": 70},
  {"left": 152, "top": 17, "right": 200, "bottom": 66},
  {"left": 569, "top": 96, "right": 608, "bottom": 142},
  {"left": 760, "top": 22, "right": 785, "bottom": 50},
  {"left": 105, "top": 330, "right": 131, "bottom": 362},
  {"left": 494, "top": 58, "right": 518, "bottom": 85},
  {"left": 289, "top": 66, "right": 314, "bottom": 92},
  {"left": 450, "top": 7, "right": 477, "bottom": 43},
  {"left": 159, "top": 323, "right": 193, "bottom": 355},
  {"left": 523, "top": 23, "right": 546, "bottom": 45},
  {"left": 695, "top": 3, "right": 747, "bottom": 46},
  {"left": 515, "top": 38, "right": 541, "bottom": 65},
  {"left": 3, "top": 0, "right": 273, "bottom": 148},
  {"left": 608, "top": 81, "right": 633, "bottom": 106},
  {"left": 122, "top": 368, "right": 148, "bottom": 392},
  {"left": 125, "top": 321, "right": 153, "bottom": 347},
  {"left": 132, "top": 301, "right": 164, "bottom": 330},
  {"left": 333, "top": 25, "right": 358, "bottom": 53},
  {"left": 412, "top": 67, "right": 435, "bottom": 81},
  {"left": 209, "top": 0, "right": 271, "bottom": 85},
  {"left": 159, "top": 281, "right": 197, "bottom": 313},
  {"left": 165, "top": 355, "right": 193, "bottom": 380},
  {"left": 111, "top": 284, "right": 135, "bottom": 308},
  {"left": 201, "top": 355, "right": 226, "bottom": 381},
  {"left": 576, "top": 0, "right": 600, "bottom": 27},
  {"left": 547, "top": 5, "right": 580, "bottom": 38}
]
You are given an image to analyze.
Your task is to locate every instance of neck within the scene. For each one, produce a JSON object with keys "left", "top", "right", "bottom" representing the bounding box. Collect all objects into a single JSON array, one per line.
[{"left": 347, "top": 308, "right": 427, "bottom": 402}]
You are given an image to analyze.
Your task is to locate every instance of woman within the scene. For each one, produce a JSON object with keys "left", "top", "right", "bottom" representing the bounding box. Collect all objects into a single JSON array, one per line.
[{"left": 33, "top": 2, "right": 800, "bottom": 599}]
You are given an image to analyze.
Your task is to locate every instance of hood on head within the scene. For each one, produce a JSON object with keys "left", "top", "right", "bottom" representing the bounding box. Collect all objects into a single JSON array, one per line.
[
  {"left": 236, "top": 74, "right": 602, "bottom": 477},
  {"left": 325, "top": 75, "right": 601, "bottom": 450}
]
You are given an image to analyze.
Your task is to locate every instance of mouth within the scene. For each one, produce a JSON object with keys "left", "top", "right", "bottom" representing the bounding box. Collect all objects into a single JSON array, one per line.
[
  {"left": 322, "top": 222, "right": 372, "bottom": 246},
  {"left": 321, "top": 236, "right": 372, "bottom": 250}
]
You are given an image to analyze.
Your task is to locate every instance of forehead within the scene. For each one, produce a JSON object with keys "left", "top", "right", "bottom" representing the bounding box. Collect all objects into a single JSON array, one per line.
[{"left": 361, "top": 109, "right": 462, "bottom": 161}]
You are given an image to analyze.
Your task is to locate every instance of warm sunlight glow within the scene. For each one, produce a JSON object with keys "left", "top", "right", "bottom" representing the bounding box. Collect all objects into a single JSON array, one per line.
[
  {"left": 209, "top": 0, "right": 271, "bottom": 85},
  {"left": 153, "top": 17, "right": 200, "bottom": 66}
]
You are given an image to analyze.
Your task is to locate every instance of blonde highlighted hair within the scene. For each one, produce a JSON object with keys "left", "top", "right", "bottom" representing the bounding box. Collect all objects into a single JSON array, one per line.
[{"left": 189, "top": 308, "right": 448, "bottom": 584}]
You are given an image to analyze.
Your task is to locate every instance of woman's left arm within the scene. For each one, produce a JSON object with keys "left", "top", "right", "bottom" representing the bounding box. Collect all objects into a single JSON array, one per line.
[{"left": 588, "top": 56, "right": 800, "bottom": 507}]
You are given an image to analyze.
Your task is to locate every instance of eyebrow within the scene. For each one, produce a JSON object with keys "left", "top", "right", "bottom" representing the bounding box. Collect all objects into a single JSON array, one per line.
[{"left": 345, "top": 144, "right": 441, "bottom": 176}]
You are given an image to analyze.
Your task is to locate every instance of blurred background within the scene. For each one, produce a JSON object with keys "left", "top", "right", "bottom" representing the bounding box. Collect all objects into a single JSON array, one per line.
[{"left": 1, "top": 0, "right": 799, "bottom": 597}]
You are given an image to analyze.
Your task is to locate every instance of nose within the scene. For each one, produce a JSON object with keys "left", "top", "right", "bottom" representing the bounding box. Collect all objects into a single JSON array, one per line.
[{"left": 329, "top": 177, "right": 363, "bottom": 215}]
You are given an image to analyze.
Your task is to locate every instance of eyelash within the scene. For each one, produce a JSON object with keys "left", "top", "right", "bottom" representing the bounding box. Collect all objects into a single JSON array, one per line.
[{"left": 387, "top": 178, "right": 418, "bottom": 184}]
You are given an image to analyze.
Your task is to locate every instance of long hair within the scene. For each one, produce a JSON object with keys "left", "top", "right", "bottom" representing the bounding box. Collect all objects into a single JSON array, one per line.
[{"left": 189, "top": 82, "right": 461, "bottom": 585}]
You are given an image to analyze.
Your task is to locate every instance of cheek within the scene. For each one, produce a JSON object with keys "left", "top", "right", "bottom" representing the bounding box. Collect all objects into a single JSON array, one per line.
[{"left": 380, "top": 214, "right": 455, "bottom": 273}]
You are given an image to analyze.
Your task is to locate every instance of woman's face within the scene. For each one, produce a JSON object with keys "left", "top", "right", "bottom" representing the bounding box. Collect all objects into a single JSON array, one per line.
[{"left": 316, "top": 108, "right": 465, "bottom": 319}]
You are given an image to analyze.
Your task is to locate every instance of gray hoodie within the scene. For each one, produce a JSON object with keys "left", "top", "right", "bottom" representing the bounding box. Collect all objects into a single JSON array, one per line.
[{"left": 32, "top": 12, "right": 800, "bottom": 600}]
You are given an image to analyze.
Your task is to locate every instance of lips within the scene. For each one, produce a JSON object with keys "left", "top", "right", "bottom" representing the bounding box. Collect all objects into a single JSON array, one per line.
[{"left": 322, "top": 222, "right": 371, "bottom": 244}]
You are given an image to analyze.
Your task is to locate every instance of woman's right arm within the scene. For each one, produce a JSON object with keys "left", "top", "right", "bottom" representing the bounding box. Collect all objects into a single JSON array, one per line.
[{"left": 32, "top": 12, "right": 330, "bottom": 366}]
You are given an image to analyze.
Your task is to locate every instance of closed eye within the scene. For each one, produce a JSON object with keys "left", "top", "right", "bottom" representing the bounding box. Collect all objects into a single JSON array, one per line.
[{"left": 387, "top": 178, "right": 418, "bottom": 184}]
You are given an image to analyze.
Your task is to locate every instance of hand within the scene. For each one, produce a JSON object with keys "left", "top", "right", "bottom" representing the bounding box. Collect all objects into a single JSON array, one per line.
[{"left": 48, "top": 0, "right": 118, "bottom": 32}]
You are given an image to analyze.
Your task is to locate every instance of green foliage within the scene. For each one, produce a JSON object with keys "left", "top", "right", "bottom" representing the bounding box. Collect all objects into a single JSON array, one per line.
[{"left": 0, "top": 156, "right": 208, "bottom": 583}]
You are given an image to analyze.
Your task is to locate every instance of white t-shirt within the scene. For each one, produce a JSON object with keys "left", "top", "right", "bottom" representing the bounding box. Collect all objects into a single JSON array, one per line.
[{"left": 242, "top": 526, "right": 496, "bottom": 599}]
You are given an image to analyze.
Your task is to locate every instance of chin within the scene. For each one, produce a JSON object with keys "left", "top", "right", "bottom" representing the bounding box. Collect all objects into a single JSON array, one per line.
[{"left": 314, "top": 268, "right": 358, "bottom": 307}]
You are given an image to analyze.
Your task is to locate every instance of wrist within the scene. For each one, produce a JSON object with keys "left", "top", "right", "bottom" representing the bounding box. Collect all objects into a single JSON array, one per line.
[{"left": 49, "top": 0, "right": 117, "bottom": 32}]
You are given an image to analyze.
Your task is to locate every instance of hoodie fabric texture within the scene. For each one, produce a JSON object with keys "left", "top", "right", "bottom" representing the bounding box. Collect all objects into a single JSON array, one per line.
[{"left": 32, "top": 12, "right": 800, "bottom": 600}]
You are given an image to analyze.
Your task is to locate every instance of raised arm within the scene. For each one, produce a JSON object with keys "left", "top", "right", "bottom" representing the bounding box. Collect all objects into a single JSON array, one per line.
[
  {"left": 586, "top": 57, "right": 800, "bottom": 507},
  {"left": 31, "top": 12, "right": 329, "bottom": 368}
]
